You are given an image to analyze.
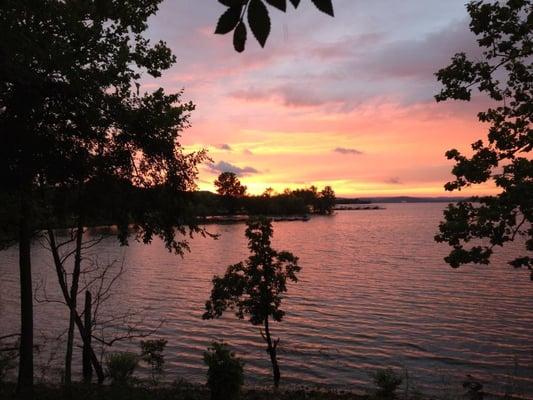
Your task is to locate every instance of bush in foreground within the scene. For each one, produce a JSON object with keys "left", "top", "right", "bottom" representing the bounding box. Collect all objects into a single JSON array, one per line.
[
  {"left": 372, "top": 368, "right": 403, "bottom": 399},
  {"left": 106, "top": 352, "right": 139, "bottom": 385},
  {"left": 203, "top": 342, "right": 244, "bottom": 400}
]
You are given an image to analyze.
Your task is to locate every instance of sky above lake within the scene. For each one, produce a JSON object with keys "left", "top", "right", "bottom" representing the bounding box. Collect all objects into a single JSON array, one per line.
[{"left": 142, "top": 0, "right": 495, "bottom": 197}]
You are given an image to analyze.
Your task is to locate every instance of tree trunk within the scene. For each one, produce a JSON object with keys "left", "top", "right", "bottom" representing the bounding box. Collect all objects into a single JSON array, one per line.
[
  {"left": 16, "top": 193, "right": 33, "bottom": 394},
  {"left": 64, "top": 316, "right": 75, "bottom": 384},
  {"left": 82, "top": 291, "right": 93, "bottom": 384},
  {"left": 263, "top": 317, "right": 280, "bottom": 387},
  {"left": 64, "top": 218, "right": 84, "bottom": 384},
  {"left": 47, "top": 229, "right": 105, "bottom": 383}
]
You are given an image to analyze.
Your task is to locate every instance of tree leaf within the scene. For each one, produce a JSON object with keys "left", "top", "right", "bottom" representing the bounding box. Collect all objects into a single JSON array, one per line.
[
  {"left": 289, "top": 0, "right": 301, "bottom": 8},
  {"left": 215, "top": 5, "right": 243, "bottom": 35},
  {"left": 265, "top": 0, "right": 286, "bottom": 12},
  {"left": 219, "top": 0, "right": 245, "bottom": 6},
  {"left": 310, "top": 0, "right": 334, "bottom": 16},
  {"left": 247, "top": 0, "right": 271, "bottom": 47},
  {"left": 233, "top": 21, "right": 247, "bottom": 53}
]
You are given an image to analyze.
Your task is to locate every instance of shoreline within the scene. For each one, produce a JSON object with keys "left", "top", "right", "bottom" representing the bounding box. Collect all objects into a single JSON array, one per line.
[
  {"left": 334, "top": 206, "right": 385, "bottom": 211},
  {"left": 0, "top": 380, "right": 522, "bottom": 400}
]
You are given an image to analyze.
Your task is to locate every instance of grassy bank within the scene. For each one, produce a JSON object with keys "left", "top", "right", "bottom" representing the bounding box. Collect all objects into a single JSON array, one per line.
[{"left": 0, "top": 382, "right": 374, "bottom": 400}]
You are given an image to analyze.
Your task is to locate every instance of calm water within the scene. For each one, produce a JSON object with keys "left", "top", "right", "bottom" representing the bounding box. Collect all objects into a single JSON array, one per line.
[{"left": 1, "top": 203, "right": 532, "bottom": 397}]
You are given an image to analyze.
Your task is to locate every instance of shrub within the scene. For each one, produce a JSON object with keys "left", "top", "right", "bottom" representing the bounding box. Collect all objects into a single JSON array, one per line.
[
  {"left": 105, "top": 352, "right": 138, "bottom": 385},
  {"left": 203, "top": 342, "right": 244, "bottom": 400},
  {"left": 0, "top": 353, "right": 14, "bottom": 384},
  {"left": 0, "top": 340, "right": 17, "bottom": 385},
  {"left": 140, "top": 339, "right": 167, "bottom": 384},
  {"left": 372, "top": 368, "right": 403, "bottom": 399}
]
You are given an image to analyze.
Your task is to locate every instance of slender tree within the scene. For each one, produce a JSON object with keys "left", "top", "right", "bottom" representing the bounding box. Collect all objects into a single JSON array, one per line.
[
  {"left": 203, "top": 218, "right": 300, "bottom": 387},
  {"left": 434, "top": 0, "right": 532, "bottom": 280}
]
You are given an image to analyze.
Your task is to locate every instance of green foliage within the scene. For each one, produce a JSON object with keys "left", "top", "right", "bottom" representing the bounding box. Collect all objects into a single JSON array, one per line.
[
  {"left": 372, "top": 368, "right": 403, "bottom": 399},
  {"left": 434, "top": 0, "right": 533, "bottom": 280},
  {"left": 203, "top": 342, "right": 244, "bottom": 400},
  {"left": 215, "top": 0, "right": 334, "bottom": 52},
  {"left": 105, "top": 352, "right": 139, "bottom": 385},
  {"left": 140, "top": 339, "right": 167, "bottom": 384}
]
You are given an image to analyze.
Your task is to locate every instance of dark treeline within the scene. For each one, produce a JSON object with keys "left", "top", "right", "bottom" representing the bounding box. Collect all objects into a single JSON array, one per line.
[
  {"left": 0, "top": 178, "right": 200, "bottom": 245},
  {"left": 197, "top": 172, "right": 337, "bottom": 217},
  {"left": 0, "top": 176, "right": 336, "bottom": 245},
  {"left": 194, "top": 190, "right": 337, "bottom": 218}
]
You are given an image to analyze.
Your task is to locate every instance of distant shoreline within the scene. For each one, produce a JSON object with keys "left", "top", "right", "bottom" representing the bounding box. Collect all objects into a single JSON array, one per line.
[
  {"left": 334, "top": 205, "right": 385, "bottom": 211},
  {"left": 337, "top": 196, "right": 471, "bottom": 204}
]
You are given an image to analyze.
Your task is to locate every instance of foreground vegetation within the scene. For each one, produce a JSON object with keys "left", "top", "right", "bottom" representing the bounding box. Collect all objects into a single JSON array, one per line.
[
  {"left": 0, "top": 383, "right": 373, "bottom": 400},
  {"left": 1, "top": 0, "right": 530, "bottom": 396},
  {"left": 0, "top": 376, "right": 501, "bottom": 400}
]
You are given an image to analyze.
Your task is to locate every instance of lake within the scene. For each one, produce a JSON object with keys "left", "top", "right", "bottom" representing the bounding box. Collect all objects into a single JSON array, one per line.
[{"left": 1, "top": 203, "right": 532, "bottom": 397}]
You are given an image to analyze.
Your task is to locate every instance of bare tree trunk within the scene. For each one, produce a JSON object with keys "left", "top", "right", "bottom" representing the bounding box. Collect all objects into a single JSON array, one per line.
[
  {"left": 263, "top": 317, "right": 280, "bottom": 387},
  {"left": 83, "top": 291, "right": 93, "bottom": 384},
  {"left": 47, "top": 229, "right": 105, "bottom": 383},
  {"left": 16, "top": 192, "right": 33, "bottom": 394},
  {"left": 64, "top": 316, "right": 75, "bottom": 384},
  {"left": 64, "top": 218, "right": 84, "bottom": 384}
]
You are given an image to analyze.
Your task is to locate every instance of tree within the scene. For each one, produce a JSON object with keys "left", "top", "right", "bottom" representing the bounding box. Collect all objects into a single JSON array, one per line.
[
  {"left": 0, "top": 0, "right": 335, "bottom": 388},
  {"left": 214, "top": 172, "right": 248, "bottom": 197},
  {"left": 140, "top": 339, "right": 167, "bottom": 384},
  {"left": 203, "top": 218, "right": 300, "bottom": 387},
  {"left": 262, "top": 187, "right": 275, "bottom": 198},
  {"left": 215, "top": 0, "right": 334, "bottom": 52},
  {"left": 0, "top": 0, "right": 206, "bottom": 388},
  {"left": 214, "top": 172, "right": 247, "bottom": 214},
  {"left": 292, "top": 186, "right": 318, "bottom": 212},
  {"left": 317, "top": 185, "right": 336, "bottom": 214},
  {"left": 434, "top": 0, "right": 532, "bottom": 280}
]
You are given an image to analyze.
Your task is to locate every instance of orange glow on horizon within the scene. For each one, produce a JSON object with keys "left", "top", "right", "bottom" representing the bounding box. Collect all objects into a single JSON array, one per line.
[{"left": 145, "top": 2, "right": 499, "bottom": 199}]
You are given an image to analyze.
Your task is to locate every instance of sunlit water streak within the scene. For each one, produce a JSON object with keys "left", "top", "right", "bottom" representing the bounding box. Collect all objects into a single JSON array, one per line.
[{"left": 1, "top": 204, "right": 532, "bottom": 397}]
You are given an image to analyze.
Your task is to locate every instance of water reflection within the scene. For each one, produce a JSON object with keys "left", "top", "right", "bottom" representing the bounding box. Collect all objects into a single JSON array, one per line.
[{"left": 1, "top": 204, "right": 531, "bottom": 396}]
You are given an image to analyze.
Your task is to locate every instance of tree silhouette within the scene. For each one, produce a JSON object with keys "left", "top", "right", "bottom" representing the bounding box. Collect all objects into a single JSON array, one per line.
[
  {"left": 0, "top": 0, "right": 206, "bottom": 388},
  {"left": 0, "top": 0, "right": 336, "bottom": 388},
  {"left": 215, "top": 172, "right": 248, "bottom": 197},
  {"left": 214, "top": 172, "right": 247, "bottom": 214},
  {"left": 317, "top": 185, "right": 336, "bottom": 215},
  {"left": 203, "top": 218, "right": 300, "bottom": 387},
  {"left": 434, "top": 0, "right": 532, "bottom": 280},
  {"left": 215, "top": 0, "right": 335, "bottom": 52}
]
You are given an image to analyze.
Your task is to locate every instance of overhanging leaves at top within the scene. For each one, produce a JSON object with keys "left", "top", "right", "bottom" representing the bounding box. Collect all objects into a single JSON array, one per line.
[{"left": 215, "top": 0, "right": 335, "bottom": 52}]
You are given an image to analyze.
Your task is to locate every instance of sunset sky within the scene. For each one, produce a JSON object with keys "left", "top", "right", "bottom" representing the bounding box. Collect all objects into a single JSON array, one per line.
[{"left": 141, "top": 0, "right": 496, "bottom": 197}]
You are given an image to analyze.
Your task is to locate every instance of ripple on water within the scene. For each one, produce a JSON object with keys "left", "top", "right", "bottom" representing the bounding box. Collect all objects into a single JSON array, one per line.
[{"left": 0, "top": 204, "right": 532, "bottom": 397}]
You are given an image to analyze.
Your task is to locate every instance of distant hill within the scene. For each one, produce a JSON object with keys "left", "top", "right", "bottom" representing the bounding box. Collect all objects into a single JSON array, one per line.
[
  {"left": 199, "top": 191, "right": 469, "bottom": 205},
  {"left": 357, "top": 196, "right": 471, "bottom": 204},
  {"left": 335, "top": 198, "right": 371, "bottom": 205}
]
